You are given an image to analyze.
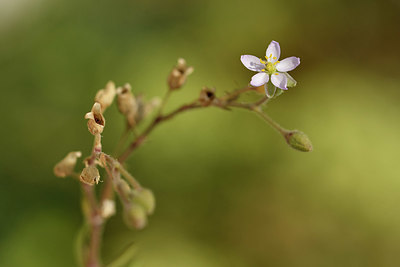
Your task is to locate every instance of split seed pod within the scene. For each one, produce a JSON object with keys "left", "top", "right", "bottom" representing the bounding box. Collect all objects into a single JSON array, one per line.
[
  {"left": 116, "top": 84, "right": 138, "bottom": 128},
  {"left": 85, "top": 102, "right": 105, "bottom": 135},
  {"left": 199, "top": 87, "right": 216, "bottom": 106},
  {"left": 53, "top": 151, "right": 82, "bottom": 178},
  {"left": 167, "top": 58, "right": 194, "bottom": 90},
  {"left": 94, "top": 81, "right": 116, "bottom": 112},
  {"left": 80, "top": 165, "right": 100, "bottom": 185}
]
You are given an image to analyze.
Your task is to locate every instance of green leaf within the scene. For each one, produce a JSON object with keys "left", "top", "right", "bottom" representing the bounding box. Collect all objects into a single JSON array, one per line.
[{"left": 106, "top": 242, "right": 138, "bottom": 267}]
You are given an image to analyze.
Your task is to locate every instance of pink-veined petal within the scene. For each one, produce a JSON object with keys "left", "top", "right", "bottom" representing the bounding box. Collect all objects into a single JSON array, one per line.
[
  {"left": 276, "top": 57, "right": 300, "bottom": 72},
  {"left": 250, "top": 72, "right": 269, "bottom": 87},
  {"left": 240, "top": 55, "right": 265, "bottom": 72},
  {"left": 271, "top": 72, "right": 288, "bottom": 90},
  {"left": 265, "top": 41, "right": 281, "bottom": 63}
]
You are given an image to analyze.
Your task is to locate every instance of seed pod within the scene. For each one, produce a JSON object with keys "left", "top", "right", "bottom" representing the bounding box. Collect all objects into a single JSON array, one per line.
[
  {"left": 80, "top": 165, "right": 100, "bottom": 185},
  {"left": 123, "top": 204, "right": 147, "bottom": 230},
  {"left": 132, "top": 188, "right": 155, "bottom": 215},
  {"left": 135, "top": 96, "right": 161, "bottom": 124},
  {"left": 116, "top": 84, "right": 138, "bottom": 128},
  {"left": 199, "top": 87, "right": 216, "bottom": 106},
  {"left": 94, "top": 81, "right": 116, "bottom": 112},
  {"left": 85, "top": 102, "right": 105, "bottom": 135},
  {"left": 167, "top": 58, "right": 194, "bottom": 90},
  {"left": 53, "top": 151, "right": 82, "bottom": 177}
]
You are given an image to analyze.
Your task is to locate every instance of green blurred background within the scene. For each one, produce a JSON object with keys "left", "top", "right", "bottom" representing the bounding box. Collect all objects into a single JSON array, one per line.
[{"left": 1, "top": 0, "right": 400, "bottom": 266}]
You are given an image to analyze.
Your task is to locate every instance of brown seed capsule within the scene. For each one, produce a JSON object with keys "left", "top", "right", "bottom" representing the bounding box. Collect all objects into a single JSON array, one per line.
[
  {"left": 167, "top": 58, "right": 194, "bottom": 90},
  {"left": 199, "top": 87, "right": 216, "bottom": 106},
  {"left": 85, "top": 102, "right": 105, "bottom": 135},
  {"left": 94, "top": 81, "right": 116, "bottom": 112},
  {"left": 80, "top": 165, "right": 100, "bottom": 186},
  {"left": 116, "top": 84, "right": 138, "bottom": 128},
  {"left": 53, "top": 151, "right": 82, "bottom": 178},
  {"left": 135, "top": 95, "right": 161, "bottom": 124}
]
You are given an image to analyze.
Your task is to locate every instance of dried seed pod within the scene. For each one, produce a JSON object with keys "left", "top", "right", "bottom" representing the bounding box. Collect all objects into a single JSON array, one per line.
[
  {"left": 116, "top": 84, "right": 138, "bottom": 128},
  {"left": 53, "top": 151, "right": 82, "bottom": 177},
  {"left": 199, "top": 87, "right": 216, "bottom": 106},
  {"left": 94, "top": 81, "right": 116, "bottom": 112},
  {"left": 80, "top": 165, "right": 100, "bottom": 185},
  {"left": 167, "top": 58, "right": 194, "bottom": 90},
  {"left": 135, "top": 96, "right": 161, "bottom": 124},
  {"left": 85, "top": 102, "right": 105, "bottom": 135}
]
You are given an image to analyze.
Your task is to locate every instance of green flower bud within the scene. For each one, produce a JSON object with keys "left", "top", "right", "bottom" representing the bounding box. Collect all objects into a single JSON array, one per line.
[
  {"left": 284, "top": 130, "right": 313, "bottom": 152},
  {"left": 133, "top": 188, "right": 155, "bottom": 215},
  {"left": 123, "top": 204, "right": 147, "bottom": 230}
]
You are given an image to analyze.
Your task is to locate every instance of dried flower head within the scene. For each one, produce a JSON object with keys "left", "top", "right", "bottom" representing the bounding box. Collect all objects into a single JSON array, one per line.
[
  {"left": 94, "top": 81, "right": 116, "bottom": 112},
  {"left": 85, "top": 102, "right": 105, "bottom": 135},
  {"left": 54, "top": 151, "right": 82, "bottom": 178},
  {"left": 167, "top": 58, "right": 194, "bottom": 90},
  {"left": 80, "top": 165, "right": 100, "bottom": 185},
  {"left": 116, "top": 84, "right": 138, "bottom": 128},
  {"left": 199, "top": 87, "right": 216, "bottom": 106}
]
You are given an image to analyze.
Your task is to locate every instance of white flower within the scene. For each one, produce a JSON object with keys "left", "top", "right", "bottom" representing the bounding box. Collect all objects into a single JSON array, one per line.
[{"left": 241, "top": 41, "right": 300, "bottom": 93}]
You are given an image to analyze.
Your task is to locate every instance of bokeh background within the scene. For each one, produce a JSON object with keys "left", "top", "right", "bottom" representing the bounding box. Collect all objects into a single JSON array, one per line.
[{"left": 1, "top": 0, "right": 400, "bottom": 266}]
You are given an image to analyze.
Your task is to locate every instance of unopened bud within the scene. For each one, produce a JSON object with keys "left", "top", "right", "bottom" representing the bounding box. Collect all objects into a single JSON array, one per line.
[
  {"left": 94, "top": 81, "right": 116, "bottom": 112},
  {"left": 54, "top": 151, "right": 82, "bottom": 177},
  {"left": 284, "top": 130, "right": 313, "bottom": 152},
  {"left": 115, "top": 177, "right": 132, "bottom": 201},
  {"left": 167, "top": 58, "right": 194, "bottom": 90},
  {"left": 101, "top": 199, "right": 116, "bottom": 219},
  {"left": 85, "top": 102, "right": 105, "bottom": 135},
  {"left": 133, "top": 188, "right": 155, "bottom": 215},
  {"left": 80, "top": 165, "right": 100, "bottom": 185},
  {"left": 199, "top": 87, "right": 216, "bottom": 106},
  {"left": 116, "top": 84, "right": 138, "bottom": 128},
  {"left": 123, "top": 204, "right": 147, "bottom": 230}
]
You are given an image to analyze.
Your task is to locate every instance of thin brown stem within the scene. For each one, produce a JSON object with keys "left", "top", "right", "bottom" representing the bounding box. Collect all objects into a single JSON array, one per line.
[
  {"left": 118, "top": 101, "right": 202, "bottom": 163},
  {"left": 81, "top": 184, "right": 104, "bottom": 267}
]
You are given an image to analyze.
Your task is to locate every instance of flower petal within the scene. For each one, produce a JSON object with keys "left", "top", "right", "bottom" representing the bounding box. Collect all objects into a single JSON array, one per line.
[
  {"left": 265, "top": 41, "right": 281, "bottom": 63},
  {"left": 240, "top": 55, "right": 265, "bottom": 72},
  {"left": 276, "top": 57, "right": 300, "bottom": 72},
  {"left": 250, "top": 72, "right": 269, "bottom": 87},
  {"left": 271, "top": 72, "right": 288, "bottom": 90}
]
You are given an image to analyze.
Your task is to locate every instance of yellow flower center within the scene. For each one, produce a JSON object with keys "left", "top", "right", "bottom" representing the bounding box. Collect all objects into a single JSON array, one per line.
[{"left": 260, "top": 57, "right": 280, "bottom": 74}]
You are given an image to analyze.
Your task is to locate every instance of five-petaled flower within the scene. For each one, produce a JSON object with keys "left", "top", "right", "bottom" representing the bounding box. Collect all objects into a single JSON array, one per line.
[{"left": 241, "top": 41, "right": 300, "bottom": 93}]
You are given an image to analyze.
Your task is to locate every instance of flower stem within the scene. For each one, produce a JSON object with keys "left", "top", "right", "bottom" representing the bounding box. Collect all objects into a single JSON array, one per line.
[
  {"left": 251, "top": 107, "right": 289, "bottom": 135},
  {"left": 81, "top": 183, "right": 104, "bottom": 267}
]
